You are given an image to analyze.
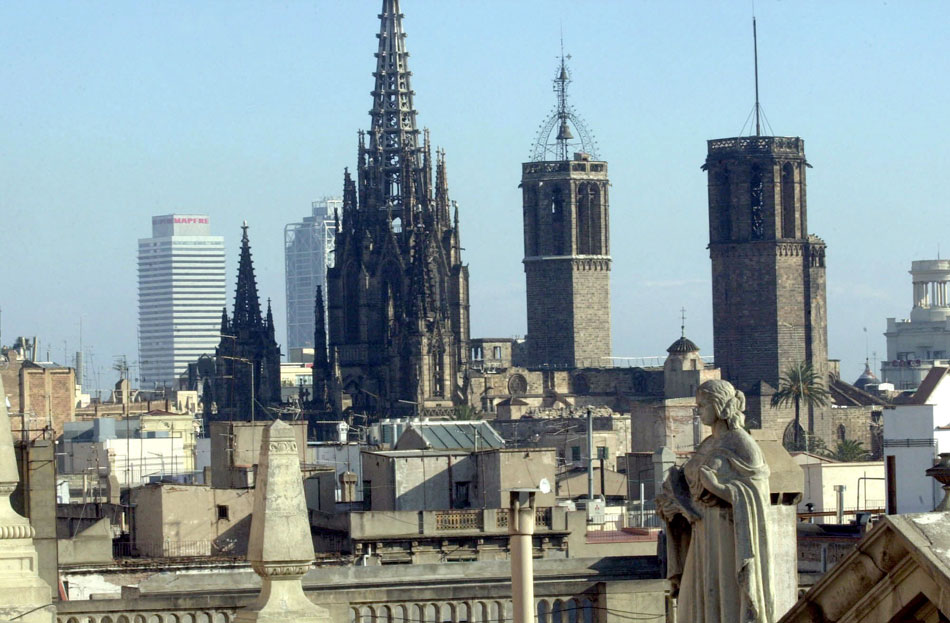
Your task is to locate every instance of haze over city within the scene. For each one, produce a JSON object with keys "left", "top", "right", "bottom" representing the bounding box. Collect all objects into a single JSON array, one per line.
[{"left": 2, "top": 1, "right": 947, "bottom": 394}]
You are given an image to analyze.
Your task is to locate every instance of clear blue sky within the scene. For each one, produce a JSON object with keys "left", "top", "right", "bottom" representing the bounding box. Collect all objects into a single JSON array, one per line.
[{"left": 2, "top": 1, "right": 948, "bottom": 395}]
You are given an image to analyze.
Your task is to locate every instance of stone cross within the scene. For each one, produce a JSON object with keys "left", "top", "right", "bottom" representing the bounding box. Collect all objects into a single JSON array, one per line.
[
  {"left": 235, "top": 420, "right": 328, "bottom": 623},
  {"left": 0, "top": 375, "right": 54, "bottom": 623}
]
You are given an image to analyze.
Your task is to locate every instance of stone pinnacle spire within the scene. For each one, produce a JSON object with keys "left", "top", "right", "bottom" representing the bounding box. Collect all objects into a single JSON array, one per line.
[
  {"left": 235, "top": 420, "right": 328, "bottom": 623},
  {"left": 369, "top": 0, "right": 421, "bottom": 208},
  {"left": 233, "top": 222, "right": 264, "bottom": 330},
  {"left": 312, "top": 286, "right": 329, "bottom": 410},
  {"left": 0, "top": 375, "right": 54, "bottom": 623}
]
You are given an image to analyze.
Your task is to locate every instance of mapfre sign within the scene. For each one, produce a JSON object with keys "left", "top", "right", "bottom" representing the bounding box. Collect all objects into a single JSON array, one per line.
[{"left": 153, "top": 216, "right": 209, "bottom": 225}]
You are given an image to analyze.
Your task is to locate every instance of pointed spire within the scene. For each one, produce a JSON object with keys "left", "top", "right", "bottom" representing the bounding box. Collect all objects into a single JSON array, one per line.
[
  {"left": 312, "top": 286, "right": 329, "bottom": 411},
  {"left": 220, "top": 307, "right": 230, "bottom": 335},
  {"left": 265, "top": 298, "right": 275, "bottom": 339},
  {"left": 313, "top": 286, "right": 328, "bottom": 374},
  {"left": 342, "top": 167, "right": 357, "bottom": 232},
  {"left": 232, "top": 222, "right": 264, "bottom": 330},
  {"left": 369, "top": 0, "right": 421, "bottom": 212},
  {"left": 435, "top": 148, "right": 450, "bottom": 225}
]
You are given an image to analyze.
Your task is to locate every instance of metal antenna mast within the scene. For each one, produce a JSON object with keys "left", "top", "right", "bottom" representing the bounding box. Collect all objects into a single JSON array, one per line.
[
  {"left": 753, "top": 16, "right": 761, "bottom": 137},
  {"left": 530, "top": 41, "right": 599, "bottom": 162},
  {"left": 554, "top": 44, "right": 572, "bottom": 161}
]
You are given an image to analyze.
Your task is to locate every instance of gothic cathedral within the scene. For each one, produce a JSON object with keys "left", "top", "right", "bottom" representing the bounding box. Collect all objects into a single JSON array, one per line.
[{"left": 323, "top": 0, "right": 470, "bottom": 417}]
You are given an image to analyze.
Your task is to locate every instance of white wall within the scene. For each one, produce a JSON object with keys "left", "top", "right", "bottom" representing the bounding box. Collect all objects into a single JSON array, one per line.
[
  {"left": 884, "top": 390, "right": 950, "bottom": 513},
  {"left": 799, "top": 461, "right": 885, "bottom": 518},
  {"left": 105, "top": 437, "right": 186, "bottom": 487}
]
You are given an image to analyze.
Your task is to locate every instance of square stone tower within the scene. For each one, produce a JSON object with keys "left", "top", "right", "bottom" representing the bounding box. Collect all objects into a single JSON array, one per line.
[
  {"left": 704, "top": 136, "right": 828, "bottom": 432},
  {"left": 522, "top": 154, "right": 611, "bottom": 368},
  {"left": 521, "top": 54, "right": 611, "bottom": 370}
]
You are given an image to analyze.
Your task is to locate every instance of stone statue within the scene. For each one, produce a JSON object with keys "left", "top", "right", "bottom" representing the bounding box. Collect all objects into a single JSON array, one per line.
[{"left": 656, "top": 379, "right": 774, "bottom": 623}]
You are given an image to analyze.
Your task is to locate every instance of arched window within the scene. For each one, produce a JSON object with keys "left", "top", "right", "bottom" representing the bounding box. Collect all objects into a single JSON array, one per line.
[
  {"left": 525, "top": 187, "right": 539, "bottom": 256},
  {"left": 577, "top": 183, "right": 591, "bottom": 254},
  {"left": 838, "top": 424, "right": 847, "bottom": 442},
  {"left": 549, "top": 186, "right": 565, "bottom": 255},
  {"left": 432, "top": 348, "right": 445, "bottom": 398},
  {"left": 344, "top": 266, "right": 361, "bottom": 342},
  {"left": 537, "top": 601, "right": 550, "bottom": 623},
  {"left": 716, "top": 169, "right": 731, "bottom": 242},
  {"left": 781, "top": 163, "right": 796, "bottom": 238},
  {"left": 750, "top": 165, "right": 764, "bottom": 240},
  {"left": 589, "top": 184, "right": 602, "bottom": 254}
]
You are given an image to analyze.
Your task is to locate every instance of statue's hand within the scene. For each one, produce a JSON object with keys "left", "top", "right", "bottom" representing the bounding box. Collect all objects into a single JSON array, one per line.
[
  {"left": 657, "top": 492, "right": 701, "bottom": 523},
  {"left": 699, "top": 466, "right": 730, "bottom": 501}
]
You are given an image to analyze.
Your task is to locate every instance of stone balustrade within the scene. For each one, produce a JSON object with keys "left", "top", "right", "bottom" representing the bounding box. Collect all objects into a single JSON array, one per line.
[{"left": 55, "top": 557, "right": 664, "bottom": 623}]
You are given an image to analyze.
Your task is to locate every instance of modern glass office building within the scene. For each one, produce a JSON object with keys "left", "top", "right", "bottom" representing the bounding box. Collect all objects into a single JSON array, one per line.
[
  {"left": 138, "top": 214, "right": 226, "bottom": 390},
  {"left": 284, "top": 198, "right": 341, "bottom": 362}
]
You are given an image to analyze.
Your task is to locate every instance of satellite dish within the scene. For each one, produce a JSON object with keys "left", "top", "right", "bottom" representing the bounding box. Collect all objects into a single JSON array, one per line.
[{"left": 538, "top": 478, "right": 551, "bottom": 494}]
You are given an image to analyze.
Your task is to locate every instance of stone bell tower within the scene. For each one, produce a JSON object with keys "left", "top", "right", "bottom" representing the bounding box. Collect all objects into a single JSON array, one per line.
[
  {"left": 704, "top": 135, "right": 828, "bottom": 432},
  {"left": 522, "top": 54, "right": 611, "bottom": 369}
]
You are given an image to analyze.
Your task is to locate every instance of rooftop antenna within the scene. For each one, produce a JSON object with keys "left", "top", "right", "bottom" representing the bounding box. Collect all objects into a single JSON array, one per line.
[
  {"left": 530, "top": 33, "right": 599, "bottom": 162},
  {"left": 753, "top": 15, "right": 761, "bottom": 137},
  {"left": 554, "top": 31, "right": 572, "bottom": 161}
]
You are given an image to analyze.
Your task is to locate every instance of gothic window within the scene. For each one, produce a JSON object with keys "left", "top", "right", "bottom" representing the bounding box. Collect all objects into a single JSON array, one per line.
[
  {"left": 589, "top": 184, "right": 602, "bottom": 255},
  {"left": 716, "top": 169, "right": 731, "bottom": 242},
  {"left": 432, "top": 349, "right": 445, "bottom": 397},
  {"left": 577, "top": 183, "right": 591, "bottom": 254},
  {"left": 344, "top": 266, "right": 360, "bottom": 342},
  {"left": 549, "top": 186, "right": 565, "bottom": 255},
  {"left": 572, "top": 373, "right": 590, "bottom": 394},
  {"left": 524, "top": 187, "right": 539, "bottom": 256},
  {"left": 750, "top": 165, "right": 765, "bottom": 240},
  {"left": 576, "top": 183, "right": 602, "bottom": 255},
  {"left": 781, "top": 163, "right": 796, "bottom": 238},
  {"left": 381, "top": 280, "right": 398, "bottom": 340}
]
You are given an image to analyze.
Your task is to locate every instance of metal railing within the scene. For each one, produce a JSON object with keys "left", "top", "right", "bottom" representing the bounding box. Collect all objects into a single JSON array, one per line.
[{"left": 435, "top": 510, "right": 481, "bottom": 531}]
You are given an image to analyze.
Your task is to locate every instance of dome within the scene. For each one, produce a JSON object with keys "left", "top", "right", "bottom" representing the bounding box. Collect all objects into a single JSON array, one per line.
[
  {"left": 667, "top": 336, "right": 700, "bottom": 355},
  {"left": 853, "top": 362, "right": 879, "bottom": 391}
]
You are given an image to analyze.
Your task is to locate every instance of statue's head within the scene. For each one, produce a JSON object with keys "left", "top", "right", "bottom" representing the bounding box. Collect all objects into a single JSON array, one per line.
[{"left": 696, "top": 379, "right": 746, "bottom": 430}]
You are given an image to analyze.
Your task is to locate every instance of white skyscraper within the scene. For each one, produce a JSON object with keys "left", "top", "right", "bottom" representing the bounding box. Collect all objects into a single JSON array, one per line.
[
  {"left": 284, "top": 198, "right": 341, "bottom": 362},
  {"left": 138, "top": 214, "right": 226, "bottom": 390}
]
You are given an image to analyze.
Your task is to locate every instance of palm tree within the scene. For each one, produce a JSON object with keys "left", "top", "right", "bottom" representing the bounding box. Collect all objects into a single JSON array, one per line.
[
  {"left": 771, "top": 361, "right": 831, "bottom": 452},
  {"left": 833, "top": 439, "right": 870, "bottom": 462}
]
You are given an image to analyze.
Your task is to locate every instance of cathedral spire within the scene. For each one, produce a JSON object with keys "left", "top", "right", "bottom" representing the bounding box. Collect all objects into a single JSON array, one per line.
[
  {"left": 265, "top": 298, "right": 275, "bottom": 340},
  {"left": 312, "top": 286, "right": 329, "bottom": 410},
  {"left": 370, "top": 0, "right": 420, "bottom": 211},
  {"left": 232, "top": 221, "right": 264, "bottom": 330}
]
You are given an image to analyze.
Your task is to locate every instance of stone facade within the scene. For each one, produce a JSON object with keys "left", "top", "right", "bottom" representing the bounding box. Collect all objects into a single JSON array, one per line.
[
  {"left": 325, "top": 0, "right": 470, "bottom": 417},
  {"left": 705, "top": 136, "right": 828, "bottom": 434},
  {"left": 522, "top": 155, "right": 611, "bottom": 369},
  {"left": 131, "top": 483, "right": 255, "bottom": 557},
  {"left": 1, "top": 348, "right": 76, "bottom": 438}
]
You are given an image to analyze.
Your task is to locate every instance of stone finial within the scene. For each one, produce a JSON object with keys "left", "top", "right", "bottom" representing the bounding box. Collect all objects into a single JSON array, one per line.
[
  {"left": 235, "top": 420, "right": 328, "bottom": 623},
  {"left": 0, "top": 376, "right": 54, "bottom": 623}
]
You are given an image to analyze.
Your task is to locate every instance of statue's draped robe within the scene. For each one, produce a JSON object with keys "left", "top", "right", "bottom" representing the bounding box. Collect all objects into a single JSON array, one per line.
[{"left": 668, "top": 431, "right": 774, "bottom": 623}]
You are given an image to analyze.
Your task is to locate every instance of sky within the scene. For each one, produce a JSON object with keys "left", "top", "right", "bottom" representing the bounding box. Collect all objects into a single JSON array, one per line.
[{"left": 2, "top": 1, "right": 949, "bottom": 396}]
